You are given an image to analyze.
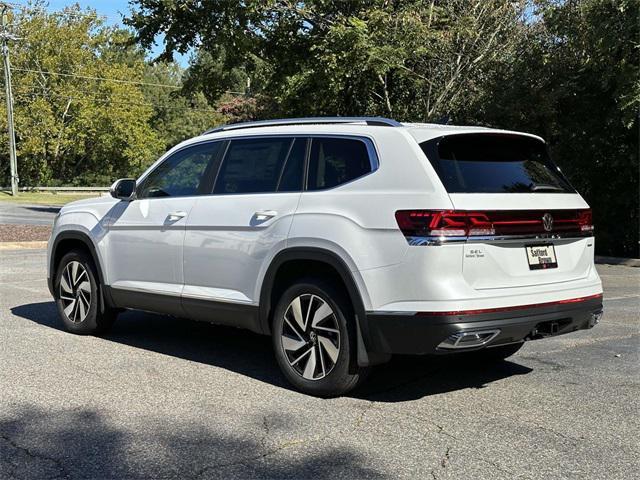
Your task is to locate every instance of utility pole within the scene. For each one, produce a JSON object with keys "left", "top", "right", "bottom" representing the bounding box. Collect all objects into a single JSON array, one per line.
[{"left": 1, "top": 4, "right": 18, "bottom": 196}]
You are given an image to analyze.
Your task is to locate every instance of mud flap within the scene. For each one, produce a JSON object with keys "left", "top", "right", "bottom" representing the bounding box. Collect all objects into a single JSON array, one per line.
[{"left": 355, "top": 314, "right": 391, "bottom": 369}]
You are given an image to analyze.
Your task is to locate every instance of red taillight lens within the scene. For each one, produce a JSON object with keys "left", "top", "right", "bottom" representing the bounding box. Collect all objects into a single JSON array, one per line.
[
  {"left": 467, "top": 212, "right": 495, "bottom": 236},
  {"left": 395, "top": 209, "right": 594, "bottom": 240},
  {"left": 395, "top": 210, "right": 468, "bottom": 237},
  {"left": 577, "top": 209, "right": 594, "bottom": 233}
]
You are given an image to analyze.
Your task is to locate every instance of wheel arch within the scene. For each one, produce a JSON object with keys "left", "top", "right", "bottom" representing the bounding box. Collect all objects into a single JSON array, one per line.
[
  {"left": 49, "top": 231, "right": 113, "bottom": 310},
  {"left": 258, "top": 247, "right": 386, "bottom": 367}
]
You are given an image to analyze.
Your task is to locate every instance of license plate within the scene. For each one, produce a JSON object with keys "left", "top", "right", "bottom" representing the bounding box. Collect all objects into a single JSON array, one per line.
[{"left": 526, "top": 244, "right": 558, "bottom": 270}]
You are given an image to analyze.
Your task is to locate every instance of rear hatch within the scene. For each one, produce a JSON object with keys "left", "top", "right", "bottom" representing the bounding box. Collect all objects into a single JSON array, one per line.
[{"left": 419, "top": 133, "right": 594, "bottom": 290}]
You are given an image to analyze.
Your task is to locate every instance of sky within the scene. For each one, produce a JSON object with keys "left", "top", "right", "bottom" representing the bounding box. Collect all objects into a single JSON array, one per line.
[{"left": 13, "top": 0, "right": 191, "bottom": 66}]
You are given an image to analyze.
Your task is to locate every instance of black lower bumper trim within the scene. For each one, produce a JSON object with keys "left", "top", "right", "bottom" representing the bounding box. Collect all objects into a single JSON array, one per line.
[{"left": 365, "top": 297, "right": 603, "bottom": 355}]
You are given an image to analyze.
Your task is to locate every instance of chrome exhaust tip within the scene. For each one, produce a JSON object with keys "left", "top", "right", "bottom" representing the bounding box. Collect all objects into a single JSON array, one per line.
[{"left": 437, "top": 329, "right": 501, "bottom": 350}]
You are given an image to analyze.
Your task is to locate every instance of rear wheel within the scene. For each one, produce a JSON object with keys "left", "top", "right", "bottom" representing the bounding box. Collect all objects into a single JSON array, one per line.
[
  {"left": 55, "top": 250, "right": 117, "bottom": 335},
  {"left": 271, "top": 278, "right": 368, "bottom": 397}
]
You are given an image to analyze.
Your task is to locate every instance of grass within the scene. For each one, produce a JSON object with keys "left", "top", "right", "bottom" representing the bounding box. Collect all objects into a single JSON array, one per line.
[{"left": 0, "top": 191, "right": 102, "bottom": 206}]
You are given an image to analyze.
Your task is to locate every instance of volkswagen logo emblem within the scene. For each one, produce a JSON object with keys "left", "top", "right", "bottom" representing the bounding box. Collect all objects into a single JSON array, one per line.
[{"left": 542, "top": 213, "right": 554, "bottom": 232}]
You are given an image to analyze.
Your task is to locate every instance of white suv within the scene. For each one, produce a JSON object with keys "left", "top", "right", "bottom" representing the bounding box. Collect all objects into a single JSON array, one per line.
[{"left": 47, "top": 117, "right": 604, "bottom": 396}]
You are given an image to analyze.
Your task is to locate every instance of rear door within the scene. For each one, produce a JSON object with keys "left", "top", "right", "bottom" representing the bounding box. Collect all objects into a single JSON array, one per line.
[
  {"left": 182, "top": 136, "right": 306, "bottom": 328},
  {"left": 420, "top": 133, "right": 595, "bottom": 290}
]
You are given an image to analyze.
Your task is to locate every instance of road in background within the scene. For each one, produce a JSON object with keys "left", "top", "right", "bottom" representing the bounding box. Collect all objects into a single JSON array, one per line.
[
  {"left": 0, "top": 203, "right": 59, "bottom": 225},
  {"left": 0, "top": 249, "right": 639, "bottom": 479}
]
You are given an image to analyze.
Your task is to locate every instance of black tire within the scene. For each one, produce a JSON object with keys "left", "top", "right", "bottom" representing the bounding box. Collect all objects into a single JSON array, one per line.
[
  {"left": 271, "top": 277, "right": 368, "bottom": 397},
  {"left": 54, "top": 250, "right": 117, "bottom": 335},
  {"left": 471, "top": 342, "right": 524, "bottom": 362}
]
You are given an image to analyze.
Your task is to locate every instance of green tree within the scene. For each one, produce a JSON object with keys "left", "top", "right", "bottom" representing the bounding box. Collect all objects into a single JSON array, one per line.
[
  {"left": 128, "top": 0, "right": 638, "bottom": 257},
  {"left": 0, "top": 2, "right": 162, "bottom": 186},
  {"left": 128, "top": 0, "right": 525, "bottom": 120},
  {"left": 142, "top": 61, "right": 226, "bottom": 150},
  {"left": 472, "top": 0, "right": 639, "bottom": 257}
]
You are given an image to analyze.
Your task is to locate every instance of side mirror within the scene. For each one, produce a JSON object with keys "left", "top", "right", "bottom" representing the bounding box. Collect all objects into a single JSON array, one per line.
[{"left": 110, "top": 178, "right": 136, "bottom": 201}]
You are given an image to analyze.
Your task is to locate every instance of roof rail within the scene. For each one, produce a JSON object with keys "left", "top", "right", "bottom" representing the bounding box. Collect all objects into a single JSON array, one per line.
[{"left": 203, "top": 116, "right": 402, "bottom": 135}]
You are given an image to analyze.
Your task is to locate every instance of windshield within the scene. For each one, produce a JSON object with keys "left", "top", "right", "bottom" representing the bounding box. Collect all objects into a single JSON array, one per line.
[{"left": 420, "top": 133, "right": 574, "bottom": 194}]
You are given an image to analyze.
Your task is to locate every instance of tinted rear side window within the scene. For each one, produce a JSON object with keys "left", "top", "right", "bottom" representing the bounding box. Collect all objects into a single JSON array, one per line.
[
  {"left": 307, "top": 138, "right": 372, "bottom": 190},
  {"left": 420, "top": 134, "right": 574, "bottom": 193},
  {"left": 277, "top": 138, "right": 307, "bottom": 192},
  {"left": 214, "top": 137, "right": 292, "bottom": 194}
]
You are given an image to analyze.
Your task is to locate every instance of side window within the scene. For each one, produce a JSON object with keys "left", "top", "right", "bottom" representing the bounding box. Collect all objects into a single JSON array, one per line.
[
  {"left": 138, "top": 142, "right": 221, "bottom": 198},
  {"left": 307, "top": 137, "right": 372, "bottom": 190},
  {"left": 214, "top": 137, "right": 293, "bottom": 194},
  {"left": 277, "top": 138, "right": 307, "bottom": 192}
]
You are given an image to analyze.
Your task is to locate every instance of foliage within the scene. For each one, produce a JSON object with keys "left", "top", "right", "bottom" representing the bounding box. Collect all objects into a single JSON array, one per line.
[
  {"left": 128, "top": 0, "right": 526, "bottom": 120},
  {"left": 128, "top": 0, "right": 639, "bottom": 257},
  {"left": 141, "top": 62, "right": 226, "bottom": 150},
  {"left": 468, "top": 0, "right": 639, "bottom": 257},
  {"left": 0, "top": 1, "right": 635, "bottom": 256},
  {"left": 0, "top": 190, "right": 97, "bottom": 205},
  {"left": 0, "top": 2, "right": 165, "bottom": 186}
]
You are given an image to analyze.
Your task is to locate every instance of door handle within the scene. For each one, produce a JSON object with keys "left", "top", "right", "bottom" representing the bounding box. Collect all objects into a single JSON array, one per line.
[
  {"left": 167, "top": 211, "right": 187, "bottom": 221},
  {"left": 254, "top": 210, "right": 278, "bottom": 221}
]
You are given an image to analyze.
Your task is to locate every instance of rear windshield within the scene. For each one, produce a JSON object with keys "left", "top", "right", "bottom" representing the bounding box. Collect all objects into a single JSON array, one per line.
[{"left": 420, "top": 133, "right": 574, "bottom": 193}]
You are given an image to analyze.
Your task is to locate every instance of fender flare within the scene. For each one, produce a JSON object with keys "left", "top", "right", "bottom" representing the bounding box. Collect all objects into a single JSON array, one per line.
[
  {"left": 49, "top": 231, "right": 113, "bottom": 310},
  {"left": 258, "top": 247, "right": 387, "bottom": 367}
]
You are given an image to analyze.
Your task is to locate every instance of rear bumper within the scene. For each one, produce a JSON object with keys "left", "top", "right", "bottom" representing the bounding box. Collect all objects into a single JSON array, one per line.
[{"left": 365, "top": 295, "right": 603, "bottom": 355}]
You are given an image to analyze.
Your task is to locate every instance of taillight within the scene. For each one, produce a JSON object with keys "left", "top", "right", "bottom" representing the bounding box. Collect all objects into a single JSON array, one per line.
[
  {"left": 395, "top": 209, "right": 594, "bottom": 242},
  {"left": 395, "top": 210, "right": 468, "bottom": 237},
  {"left": 577, "top": 209, "right": 594, "bottom": 233}
]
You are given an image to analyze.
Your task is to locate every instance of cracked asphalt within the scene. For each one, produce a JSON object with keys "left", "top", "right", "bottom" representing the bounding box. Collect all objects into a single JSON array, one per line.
[{"left": 0, "top": 249, "right": 638, "bottom": 479}]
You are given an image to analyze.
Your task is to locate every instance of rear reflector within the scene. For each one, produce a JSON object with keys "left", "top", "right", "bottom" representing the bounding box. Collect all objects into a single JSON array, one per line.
[
  {"left": 395, "top": 209, "right": 593, "bottom": 240},
  {"left": 415, "top": 293, "right": 603, "bottom": 317}
]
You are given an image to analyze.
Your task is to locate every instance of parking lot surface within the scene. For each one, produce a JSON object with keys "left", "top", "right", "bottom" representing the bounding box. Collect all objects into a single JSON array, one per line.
[
  {"left": 0, "top": 203, "right": 59, "bottom": 226},
  {"left": 1, "top": 248, "right": 638, "bottom": 479}
]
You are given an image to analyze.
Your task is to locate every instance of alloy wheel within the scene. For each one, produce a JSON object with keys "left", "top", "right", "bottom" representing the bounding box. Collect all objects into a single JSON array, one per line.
[
  {"left": 59, "top": 261, "right": 92, "bottom": 323},
  {"left": 280, "top": 294, "right": 341, "bottom": 380}
]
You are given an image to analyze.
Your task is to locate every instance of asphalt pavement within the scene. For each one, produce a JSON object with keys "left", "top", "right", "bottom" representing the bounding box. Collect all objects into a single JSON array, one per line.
[
  {"left": 0, "top": 203, "right": 60, "bottom": 226},
  {"left": 0, "top": 249, "right": 638, "bottom": 479}
]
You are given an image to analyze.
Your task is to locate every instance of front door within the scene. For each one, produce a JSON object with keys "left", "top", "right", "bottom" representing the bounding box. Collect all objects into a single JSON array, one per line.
[{"left": 105, "top": 141, "right": 223, "bottom": 315}]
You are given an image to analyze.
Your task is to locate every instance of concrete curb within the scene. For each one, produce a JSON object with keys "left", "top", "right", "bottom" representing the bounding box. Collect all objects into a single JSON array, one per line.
[
  {"left": 595, "top": 256, "right": 640, "bottom": 267},
  {"left": 0, "top": 241, "right": 48, "bottom": 250}
]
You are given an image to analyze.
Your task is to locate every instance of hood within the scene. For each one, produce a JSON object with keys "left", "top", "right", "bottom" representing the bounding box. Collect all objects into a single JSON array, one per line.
[{"left": 60, "top": 194, "right": 118, "bottom": 213}]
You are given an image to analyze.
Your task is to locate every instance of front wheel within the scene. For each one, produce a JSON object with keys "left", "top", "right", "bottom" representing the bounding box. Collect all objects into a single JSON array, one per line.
[
  {"left": 271, "top": 278, "right": 368, "bottom": 397},
  {"left": 54, "top": 250, "right": 117, "bottom": 335}
]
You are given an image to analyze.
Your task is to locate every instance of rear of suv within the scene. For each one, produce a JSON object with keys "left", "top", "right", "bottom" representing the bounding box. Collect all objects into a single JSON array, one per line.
[{"left": 47, "top": 117, "right": 603, "bottom": 396}]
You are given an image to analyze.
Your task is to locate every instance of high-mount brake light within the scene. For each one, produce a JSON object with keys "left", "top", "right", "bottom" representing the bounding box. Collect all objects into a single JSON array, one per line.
[{"left": 395, "top": 209, "right": 593, "bottom": 241}]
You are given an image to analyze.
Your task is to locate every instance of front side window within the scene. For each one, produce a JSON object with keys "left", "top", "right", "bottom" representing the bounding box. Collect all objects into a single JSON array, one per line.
[
  {"left": 137, "top": 142, "right": 221, "bottom": 198},
  {"left": 214, "top": 137, "right": 293, "bottom": 194},
  {"left": 307, "top": 137, "right": 372, "bottom": 190},
  {"left": 420, "top": 134, "right": 574, "bottom": 194}
]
